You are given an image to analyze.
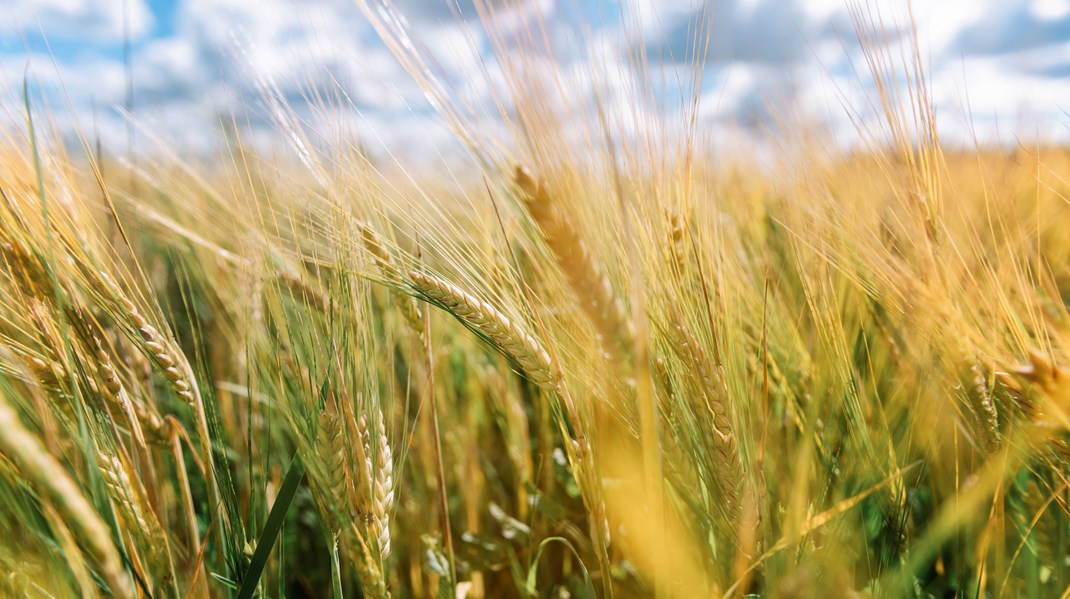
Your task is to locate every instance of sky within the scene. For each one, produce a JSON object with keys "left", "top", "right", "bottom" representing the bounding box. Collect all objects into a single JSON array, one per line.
[{"left": 2, "top": 0, "right": 1070, "bottom": 165}]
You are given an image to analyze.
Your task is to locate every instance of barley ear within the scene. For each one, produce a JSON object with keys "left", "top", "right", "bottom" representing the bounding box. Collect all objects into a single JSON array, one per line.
[
  {"left": 276, "top": 269, "right": 328, "bottom": 312},
  {"left": 514, "top": 165, "right": 635, "bottom": 361},
  {"left": 97, "top": 450, "right": 170, "bottom": 577},
  {"left": 410, "top": 270, "right": 559, "bottom": 391},
  {"left": 0, "top": 393, "right": 134, "bottom": 598},
  {"left": 672, "top": 322, "right": 744, "bottom": 520},
  {"left": 371, "top": 408, "right": 394, "bottom": 560},
  {"left": 314, "top": 402, "right": 350, "bottom": 530},
  {"left": 97, "top": 272, "right": 195, "bottom": 404},
  {"left": 358, "top": 221, "right": 423, "bottom": 333}
]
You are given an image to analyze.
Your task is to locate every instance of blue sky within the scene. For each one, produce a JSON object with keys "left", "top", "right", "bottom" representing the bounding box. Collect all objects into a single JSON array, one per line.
[{"left": 3, "top": 0, "right": 1070, "bottom": 163}]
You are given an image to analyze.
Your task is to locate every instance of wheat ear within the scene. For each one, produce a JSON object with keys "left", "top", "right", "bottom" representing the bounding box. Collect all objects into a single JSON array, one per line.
[
  {"left": 1, "top": 238, "right": 52, "bottom": 299},
  {"left": 0, "top": 392, "right": 133, "bottom": 598},
  {"left": 410, "top": 270, "right": 559, "bottom": 391},
  {"left": 672, "top": 322, "right": 743, "bottom": 517},
  {"left": 343, "top": 411, "right": 392, "bottom": 596},
  {"left": 999, "top": 348, "right": 1070, "bottom": 424},
  {"left": 276, "top": 268, "right": 328, "bottom": 312},
  {"left": 314, "top": 404, "right": 350, "bottom": 528},
  {"left": 94, "top": 335, "right": 167, "bottom": 445},
  {"left": 98, "top": 273, "right": 194, "bottom": 403},
  {"left": 96, "top": 272, "right": 229, "bottom": 543},
  {"left": 371, "top": 408, "right": 394, "bottom": 560},
  {"left": 665, "top": 208, "right": 688, "bottom": 275},
  {"left": 344, "top": 522, "right": 391, "bottom": 599},
  {"left": 98, "top": 451, "right": 168, "bottom": 568},
  {"left": 515, "top": 166, "right": 635, "bottom": 360},
  {"left": 358, "top": 221, "right": 423, "bottom": 333},
  {"left": 968, "top": 361, "right": 1001, "bottom": 452}
]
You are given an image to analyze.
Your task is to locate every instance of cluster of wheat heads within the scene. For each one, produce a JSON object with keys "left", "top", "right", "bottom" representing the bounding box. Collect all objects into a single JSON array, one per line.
[{"left": 4, "top": 2, "right": 1070, "bottom": 598}]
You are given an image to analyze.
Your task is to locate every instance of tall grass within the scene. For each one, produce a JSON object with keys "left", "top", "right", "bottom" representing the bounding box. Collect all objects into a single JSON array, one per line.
[{"left": 1, "top": 1, "right": 1070, "bottom": 597}]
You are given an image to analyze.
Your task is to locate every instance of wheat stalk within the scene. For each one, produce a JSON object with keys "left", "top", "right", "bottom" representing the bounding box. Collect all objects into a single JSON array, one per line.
[{"left": 410, "top": 270, "right": 559, "bottom": 391}]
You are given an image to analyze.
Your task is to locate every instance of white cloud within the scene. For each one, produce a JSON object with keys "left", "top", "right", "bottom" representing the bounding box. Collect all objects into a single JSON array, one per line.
[
  {"left": 5, "top": 0, "right": 1070, "bottom": 169},
  {"left": 0, "top": 0, "right": 153, "bottom": 43},
  {"left": 1032, "top": 0, "right": 1070, "bottom": 20},
  {"left": 928, "top": 50, "right": 1070, "bottom": 146}
]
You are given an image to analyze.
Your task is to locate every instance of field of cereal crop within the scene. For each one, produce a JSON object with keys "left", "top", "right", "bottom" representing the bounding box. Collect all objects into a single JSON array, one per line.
[{"left": 2, "top": 1, "right": 1070, "bottom": 597}]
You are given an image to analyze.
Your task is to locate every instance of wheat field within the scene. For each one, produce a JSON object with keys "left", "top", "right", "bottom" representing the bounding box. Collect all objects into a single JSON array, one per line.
[{"left": 1, "top": 1, "right": 1069, "bottom": 597}]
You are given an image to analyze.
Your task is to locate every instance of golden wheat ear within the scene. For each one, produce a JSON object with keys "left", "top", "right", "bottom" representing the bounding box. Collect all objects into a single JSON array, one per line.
[
  {"left": 1003, "top": 349, "right": 1070, "bottom": 424},
  {"left": 0, "top": 395, "right": 134, "bottom": 598},
  {"left": 96, "top": 273, "right": 196, "bottom": 404},
  {"left": 358, "top": 220, "right": 424, "bottom": 334},
  {"left": 514, "top": 165, "right": 635, "bottom": 362},
  {"left": 671, "top": 322, "right": 744, "bottom": 522},
  {"left": 409, "top": 270, "right": 559, "bottom": 391},
  {"left": 370, "top": 408, "right": 394, "bottom": 560}
]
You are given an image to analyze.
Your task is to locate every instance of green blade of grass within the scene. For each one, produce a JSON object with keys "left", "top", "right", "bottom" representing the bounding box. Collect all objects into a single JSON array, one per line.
[
  {"left": 236, "top": 454, "right": 305, "bottom": 599},
  {"left": 525, "top": 537, "right": 593, "bottom": 598}
]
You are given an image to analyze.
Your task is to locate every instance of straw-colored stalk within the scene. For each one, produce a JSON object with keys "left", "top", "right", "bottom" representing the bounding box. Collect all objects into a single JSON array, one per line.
[{"left": 166, "top": 417, "right": 201, "bottom": 553}]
